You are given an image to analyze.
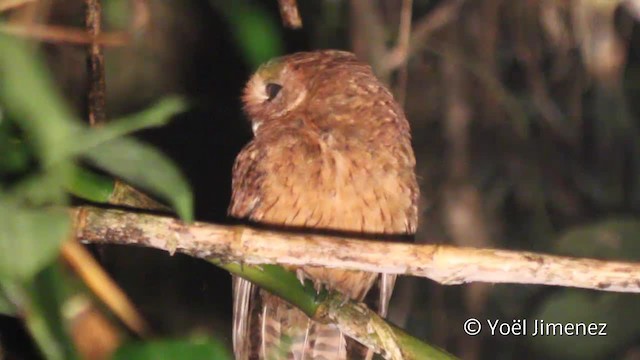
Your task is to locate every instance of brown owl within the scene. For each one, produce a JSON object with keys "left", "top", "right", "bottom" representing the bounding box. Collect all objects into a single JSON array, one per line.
[{"left": 229, "top": 50, "right": 418, "bottom": 359}]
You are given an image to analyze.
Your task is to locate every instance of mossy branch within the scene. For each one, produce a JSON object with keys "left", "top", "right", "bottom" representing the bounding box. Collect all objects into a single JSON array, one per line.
[{"left": 74, "top": 207, "right": 640, "bottom": 294}]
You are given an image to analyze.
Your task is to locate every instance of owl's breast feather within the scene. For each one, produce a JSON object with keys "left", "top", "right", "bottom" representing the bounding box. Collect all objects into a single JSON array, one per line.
[{"left": 241, "top": 129, "right": 416, "bottom": 234}]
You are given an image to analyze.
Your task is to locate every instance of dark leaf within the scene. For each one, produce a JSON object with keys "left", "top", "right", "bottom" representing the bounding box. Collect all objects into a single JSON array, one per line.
[{"left": 82, "top": 136, "right": 193, "bottom": 221}]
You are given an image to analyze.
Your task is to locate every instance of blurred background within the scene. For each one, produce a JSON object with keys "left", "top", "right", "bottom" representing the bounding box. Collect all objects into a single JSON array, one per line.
[{"left": 3, "top": 0, "right": 640, "bottom": 359}]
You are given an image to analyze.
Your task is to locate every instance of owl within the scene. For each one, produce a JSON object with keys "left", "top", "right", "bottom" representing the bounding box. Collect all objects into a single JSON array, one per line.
[{"left": 229, "top": 50, "right": 418, "bottom": 359}]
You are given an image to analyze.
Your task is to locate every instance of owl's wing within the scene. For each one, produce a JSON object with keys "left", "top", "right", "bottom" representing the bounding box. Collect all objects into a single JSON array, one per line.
[
  {"left": 228, "top": 140, "right": 264, "bottom": 219},
  {"left": 232, "top": 276, "right": 254, "bottom": 359},
  {"left": 229, "top": 141, "right": 264, "bottom": 360},
  {"left": 379, "top": 274, "right": 397, "bottom": 318}
]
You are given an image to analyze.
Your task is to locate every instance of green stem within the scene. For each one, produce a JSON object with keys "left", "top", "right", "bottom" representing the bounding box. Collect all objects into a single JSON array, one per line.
[
  {"left": 392, "top": 324, "right": 456, "bottom": 360},
  {"left": 212, "top": 261, "right": 320, "bottom": 316},
  {"left": 66, "top": 165, "right": 115, "bottom": 203}
]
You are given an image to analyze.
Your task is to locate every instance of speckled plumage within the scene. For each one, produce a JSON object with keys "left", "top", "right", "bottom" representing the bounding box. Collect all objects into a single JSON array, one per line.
[{"left": 229, "top": 50, "right": 418, "bottom": 360}]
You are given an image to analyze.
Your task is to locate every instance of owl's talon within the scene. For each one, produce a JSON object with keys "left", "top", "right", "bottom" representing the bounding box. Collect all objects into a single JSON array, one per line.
[{"left": 296, "top": 269, "right": 306, "bottom": 286}]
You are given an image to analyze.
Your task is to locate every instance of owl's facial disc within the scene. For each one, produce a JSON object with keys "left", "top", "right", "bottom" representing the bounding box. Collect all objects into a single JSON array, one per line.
[
  {"left": 242, "top": 61, "right": 307, "bottom": 136},
  {"left": 245, "top": 77, "right": 284, "bottom": 134}
]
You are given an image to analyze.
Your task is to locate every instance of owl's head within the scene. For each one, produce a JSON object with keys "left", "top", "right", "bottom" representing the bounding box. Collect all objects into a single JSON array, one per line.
[
  {"left": 242, "top": 56, "right": 306, "bottom": 135},
  {"left": 242, "top": 50, "right": 362, "bottom": 135}
]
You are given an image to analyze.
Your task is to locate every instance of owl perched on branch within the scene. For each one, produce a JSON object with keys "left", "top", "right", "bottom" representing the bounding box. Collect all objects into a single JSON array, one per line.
[{"left": 229, "top": 50, "right": 418, "bottom": 359}]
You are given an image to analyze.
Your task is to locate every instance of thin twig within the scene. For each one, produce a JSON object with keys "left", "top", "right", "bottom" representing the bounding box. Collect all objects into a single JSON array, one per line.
[
  {"left": 85, "top": 0, "right": 107, "bottom": 126},
  {"left": 394, "top": 0, "right": 413, "bottom": 106},
  {"left": 0, "top": 23, "right": 128, "bottom": 46},
  {"left": 350, "top": 0, "right": 387, "bottom": 79},
  {"left": 383, "top": 0, "right": 464, "bottom": 73},
  {"left": 78, "top": 0, "right": 150, "bottom": 343},
  {"left": 61, "top": 241, "right": 148, "bottom": 336},
  {"left": 74, "top": 207, "right": 640, "bottom": 294},
  {"left": 277, "top": 0, "right": 302, "bottom": 29}
]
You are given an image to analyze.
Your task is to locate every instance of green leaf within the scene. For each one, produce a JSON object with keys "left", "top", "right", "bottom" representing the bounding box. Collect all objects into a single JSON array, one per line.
[
  {"left": 69, "top": 96, "right": 187, "bottom": 157},
  {"left": 65, "top": 165, "right": 116, "bottom": 203},
  {"left": 82, "top": 136, "right": 193, "bottom": 221},
  {"left": 0, "top": 202, "right": 69, "bottom": 280},
  {"left": 0, "top": 34, "right": 186, "bottom": 167},
  {"left": 0, "top": 34, "right": 76, "bottom": 166},
  {"left": 214, "top": 261, "right": 320, "bottom": 317},
  {"left": 113, "top": 338, "right": 232, "bottom": 360},
  {"left": 9, "top": 164, "right": 70, "bottom": 206},
  {"left": 0, "top": 34, "right": 76, "bottom": 207},
  {"left": 0, "top": 286, "right": 16, "bottom": 316},
  {"left": 64, "top": 98, "right": 187, "bottom": 205},
  {"left": 25, "top": 264, "right": 80, "bottom": 360},
  {"left": 0, "top": 120, "right": 32, "bottom": 175}
]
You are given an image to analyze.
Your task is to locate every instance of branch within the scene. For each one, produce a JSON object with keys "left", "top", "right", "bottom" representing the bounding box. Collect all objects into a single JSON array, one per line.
[
  {"left": 85, "top": 0, "right": 107, "bottom": 126},
  {"left": 0, "top": 0, "right": 37, "bottom": 12},
  {"left": 382, "top": 0, "right": 464, "bottom": 73},
  {"left": 349, "top": 0, "right": 388, "bottom": 79},
  {"left": 61, "top": 241, "right": 147, "bottom": 335},
  {"left": 393, "top": 0, "right": 413, "bottom": 106},
  {"left": 0, "top": 0, "right": 149, "bottom": 45},
  {"left": 74, "top": 207, "right": 640, "bottom": 293},
  {"left": 277, "top": 0, "right": 302, "bottom": 29},
  {"left": 215, "top": 262, "right": 454, "bottom": 360},
  {"left": 0, "top": 23, "right": 128, "bottom": 46}
]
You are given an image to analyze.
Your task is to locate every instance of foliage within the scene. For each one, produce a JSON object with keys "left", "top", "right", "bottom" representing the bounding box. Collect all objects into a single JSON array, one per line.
[
  {"left": 0, "top": 33, "right": 194, "bottom": 358},
  {"left": 0, "top": 1, "right": 286, "bottom": 356}
]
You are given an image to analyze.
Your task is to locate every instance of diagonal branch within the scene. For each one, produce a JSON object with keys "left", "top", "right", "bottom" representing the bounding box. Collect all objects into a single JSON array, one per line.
[
  {"left": 73, "top": 206, "right": 640, "bottom": 293},
  {"left": 382, "top": 0, "right": 464, "bottom": 73}
]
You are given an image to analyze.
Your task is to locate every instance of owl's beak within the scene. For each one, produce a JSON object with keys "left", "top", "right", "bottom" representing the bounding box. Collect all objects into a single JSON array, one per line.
[{"left": 252, "top": 120, "right": 262, "bottom": 135}]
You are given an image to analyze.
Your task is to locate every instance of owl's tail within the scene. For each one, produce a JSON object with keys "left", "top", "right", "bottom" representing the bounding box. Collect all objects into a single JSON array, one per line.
[
  {"left": 261, "top": 295, "right": 346, "bottom": 360},
  {"left": 233, "top": 277, "right": 348, "bottom": 360}
]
